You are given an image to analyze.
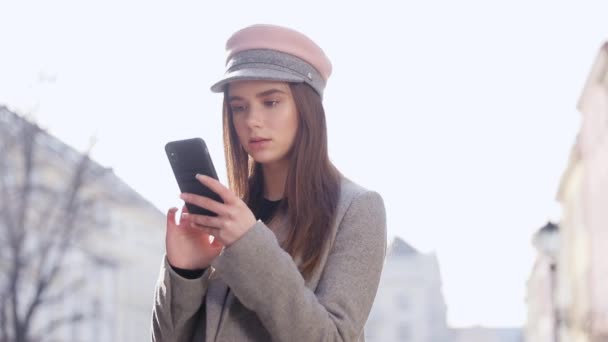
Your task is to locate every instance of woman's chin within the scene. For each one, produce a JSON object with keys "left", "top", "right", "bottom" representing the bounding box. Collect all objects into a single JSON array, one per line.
[
  {"left": 249, "top": 153, "right": 276, "bottom": 164},
  {"left": 249, "top": 152, "right": 285, "bottom": 165}
]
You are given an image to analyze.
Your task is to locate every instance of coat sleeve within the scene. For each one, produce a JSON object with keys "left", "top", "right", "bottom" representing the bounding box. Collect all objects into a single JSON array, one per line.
[
  {"left": 151, "top": 255, "right": 212, "bottom": 342},
  {"left": 211, "top": 190, "right": 387, "bottom": 341}
]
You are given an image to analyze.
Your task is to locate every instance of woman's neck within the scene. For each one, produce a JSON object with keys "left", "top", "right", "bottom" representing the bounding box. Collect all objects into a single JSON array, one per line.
[{"left": 261, "top": 160, "right": 289, "bottom": 201}]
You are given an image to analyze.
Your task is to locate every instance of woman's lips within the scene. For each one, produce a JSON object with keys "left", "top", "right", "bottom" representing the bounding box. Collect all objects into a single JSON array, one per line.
[{"left": 249, "top": 138, "right": 271, "bottom": 149}]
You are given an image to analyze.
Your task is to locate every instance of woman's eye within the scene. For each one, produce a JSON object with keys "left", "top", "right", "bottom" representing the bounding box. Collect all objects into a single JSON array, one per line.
[
  {"left": 264, "top": 100, "right": 279, "bottom": 107},
  {"left": 231, "top": 105, "right": 246, "bottom": 113}
]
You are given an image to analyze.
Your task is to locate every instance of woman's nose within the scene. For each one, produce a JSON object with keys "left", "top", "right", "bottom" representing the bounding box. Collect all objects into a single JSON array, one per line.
[{"left": 246, "top": 107, "right": 263, "bottom": 127}]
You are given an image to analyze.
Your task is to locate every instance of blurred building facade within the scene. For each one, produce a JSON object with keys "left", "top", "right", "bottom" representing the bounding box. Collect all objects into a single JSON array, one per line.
[
  {"left": 554, "top": 142, "right": 590, "bottom": 342},
  {"left": 0, "top": 107, "right": 165, "bottom": 341},
  {"left": 451, "top": 327, "right": 523, "bottom": 342},
  {"left": 365, "top": 237, "right": 450, "bottom": 342},
  {"left": 558, "top": 42, "right": 608, "bottom": 342},
  {"left": 576, "top": 41, "right": 608, "bottom": 342},
  {"left": 527, "top": 42, "right": 608, "bottom": 342}
]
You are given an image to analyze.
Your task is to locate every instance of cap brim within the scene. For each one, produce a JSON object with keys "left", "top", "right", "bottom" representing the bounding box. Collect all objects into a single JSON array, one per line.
[{"left": 210, "top": 68, "right": 305, "bottom": 93}]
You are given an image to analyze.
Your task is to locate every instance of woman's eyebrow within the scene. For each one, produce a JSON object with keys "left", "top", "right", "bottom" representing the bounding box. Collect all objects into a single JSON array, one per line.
[
  {"left": 256, "top": 89, "right": 287, "bottom": 98},
  {"left": 228, "top": 88, "right": 287, "bottom": 102},
  {"left": 227, "top": 95, "right": 244, "bottom": 102}
]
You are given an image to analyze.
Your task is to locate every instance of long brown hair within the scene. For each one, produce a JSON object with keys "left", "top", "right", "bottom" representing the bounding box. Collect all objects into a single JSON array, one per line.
[{"left": 222, "top": 82, "right": 341, "bottom": 280}]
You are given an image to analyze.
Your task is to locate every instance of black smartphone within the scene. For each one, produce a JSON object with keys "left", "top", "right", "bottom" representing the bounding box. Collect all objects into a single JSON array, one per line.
[{"left": 165, "top": 138, "right": 223, "bottom": 216}]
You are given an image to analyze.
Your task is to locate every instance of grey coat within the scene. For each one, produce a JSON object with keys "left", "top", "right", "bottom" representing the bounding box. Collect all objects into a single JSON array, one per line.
[{"left": 151, "top": 178, "right": 387, "bottom": 341}]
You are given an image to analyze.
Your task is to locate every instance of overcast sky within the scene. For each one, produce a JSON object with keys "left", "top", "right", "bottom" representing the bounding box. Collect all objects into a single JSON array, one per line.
[{"left": 1, "top": 0, "right": 606, "bottom": 328}]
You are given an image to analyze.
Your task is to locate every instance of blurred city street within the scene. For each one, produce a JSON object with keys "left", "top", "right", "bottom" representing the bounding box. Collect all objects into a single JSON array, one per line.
[{"left": 1, "top": 2, "right": 607, "bottom": 341}]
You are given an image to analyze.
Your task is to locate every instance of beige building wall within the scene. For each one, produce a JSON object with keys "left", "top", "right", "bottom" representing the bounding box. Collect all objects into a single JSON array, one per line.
[
  {"left": 553, "top": 42, "right": 608, "bottom": 342},
  {"left": 577, "top": 42, "right": 608, "bottom": 342},
  {"left": 556, "top": 147, "right": 590, "bottom": 342}
]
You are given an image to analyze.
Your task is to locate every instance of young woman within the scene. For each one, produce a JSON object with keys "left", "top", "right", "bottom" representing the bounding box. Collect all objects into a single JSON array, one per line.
[{"left": 152, "top": 24, "right": 387, "bottom": 342}]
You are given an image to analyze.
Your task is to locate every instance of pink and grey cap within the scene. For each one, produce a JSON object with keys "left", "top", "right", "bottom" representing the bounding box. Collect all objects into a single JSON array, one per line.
[{"left": 210, "top": 24, "right": 332, "bottom": 98}]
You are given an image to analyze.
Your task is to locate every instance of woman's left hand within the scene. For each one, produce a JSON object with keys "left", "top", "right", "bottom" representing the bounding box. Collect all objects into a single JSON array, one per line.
[{"left": 179, "top": 174, "right": 257, "bottom": 247}]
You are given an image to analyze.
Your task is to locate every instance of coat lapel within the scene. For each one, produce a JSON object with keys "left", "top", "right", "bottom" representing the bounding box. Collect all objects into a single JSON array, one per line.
[
  {"left": 215, "top": 290, "right": 237, "bottom": 340},
  {"left": 205, "top": 274, "right": 229, "bottom": 341},
  {"left": 205, "top": 215, "right": 289, "bottom": 341}
]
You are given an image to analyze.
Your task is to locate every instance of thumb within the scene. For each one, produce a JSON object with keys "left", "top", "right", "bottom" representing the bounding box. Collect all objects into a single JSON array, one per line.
[{"left": 166, "top": 207, "right": 178, "bottom": 228}]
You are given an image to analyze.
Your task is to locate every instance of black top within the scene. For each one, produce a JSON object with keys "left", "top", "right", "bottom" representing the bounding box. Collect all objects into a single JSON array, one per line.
[
  {"left": 256, "top": 198, "right": 282, "bottom": 222},
  {"left": 172, "top": 198, "right": 282, "bottom": 279}
]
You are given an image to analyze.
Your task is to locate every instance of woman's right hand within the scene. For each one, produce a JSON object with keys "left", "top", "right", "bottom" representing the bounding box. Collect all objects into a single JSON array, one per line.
[{"left": 165, "top": 206, "right": 224, "bottom": 270}]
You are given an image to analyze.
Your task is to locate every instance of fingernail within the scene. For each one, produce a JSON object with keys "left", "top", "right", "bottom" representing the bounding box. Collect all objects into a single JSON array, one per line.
[
  {"left": 181, "top": 213, "right": 188, "bottom": 219},
  {"left": 179, "top": 193, "right": 186, "bottom": 200},
  {"left": 195, "top": 173, "right": 202, "bottom": 179}
]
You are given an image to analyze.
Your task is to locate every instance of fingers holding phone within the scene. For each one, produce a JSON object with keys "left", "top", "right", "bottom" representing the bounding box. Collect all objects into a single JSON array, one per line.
[
  {"left": 164, "top": 138, "right": 244, "bottom": 268},
  {"left": 165, "top": 206, "right": 223, "bottom": 271},
  {"left": 179, "top": 174, "right": 257, "bottom": 247}
]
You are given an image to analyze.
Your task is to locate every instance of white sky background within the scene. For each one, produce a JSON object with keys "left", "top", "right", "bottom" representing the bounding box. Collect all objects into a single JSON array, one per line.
[{"left": 1, "top": 0, "right": 606, "bottom": 328}]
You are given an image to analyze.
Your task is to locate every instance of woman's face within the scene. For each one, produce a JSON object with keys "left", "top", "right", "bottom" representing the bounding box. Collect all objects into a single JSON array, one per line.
[{"left": 227, "top": 80, "right": 299, "bottom": 166}]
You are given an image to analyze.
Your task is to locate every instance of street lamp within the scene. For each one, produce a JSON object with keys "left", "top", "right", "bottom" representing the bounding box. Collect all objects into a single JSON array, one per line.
[{"left": 533, "top": 221, "right": 560, "bottom": 342}]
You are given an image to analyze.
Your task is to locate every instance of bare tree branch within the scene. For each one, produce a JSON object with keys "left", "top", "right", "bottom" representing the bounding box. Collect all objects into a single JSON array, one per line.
[
  {"left": 0, "top": 144, "right": 17, "bottom": 248},
  {"left": 8, "top": 120, "right": 42, "bottom": 341},
  {"left": 39, "top": 278, "right": 85, "bottom": 307},
  {"left": 0, "top": 293, "right": 8, "bottom": 342},
  {"left": 21, "top": 153, "right": 93, "bottom": 336},
  {"left": 0, "top": 109, "right": 115, "bottom": 341},
  {"left": 32, "top": 312, "right": 84, "bottom": 340}
]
